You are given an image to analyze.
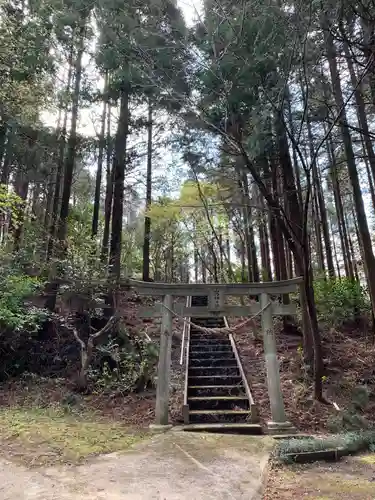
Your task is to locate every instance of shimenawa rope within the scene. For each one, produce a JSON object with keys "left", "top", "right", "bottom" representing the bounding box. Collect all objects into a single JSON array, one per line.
[{"left": 161, "top": 301, "right": 271, "bottom": 335}]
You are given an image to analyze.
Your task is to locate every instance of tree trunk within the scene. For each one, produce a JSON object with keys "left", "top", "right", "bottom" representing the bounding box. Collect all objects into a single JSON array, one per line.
[
  {"left": 44, "top": 173, "right": 55, "bottom": 231},
  {"left": 92, "top": 72, "right": 108, "bottom": 238},
  {"left": 248, "top": 212, "right": 259, "bottom": 282},
  {"left": 12, "top": 168, "right": 29, "bottom": 252},
  {"left": 360, "top": 17, "right": 375, "bottom": 109},
  {"left": 343, "top": 34, "right": 375, "bottom": 215},
  {"left": 46, "top": 45, "right": 74, "bottom": 260},
  {"left": 312, "top": 189, "right": 325, "bottom": 274},
  {"left": 101, "top": 91, "right": 113, "bottom": 262},
  {"left": 346, "top": 213, "right": 360, "bottom": 282},
  {"left": 269, "top": 215, "right": 281, "bottom": 280},
  {"left": 286, "top": 87, "right": 303, "bottom": 208},
  {"left": 109, "top": 88, "right": 129, "bottom": 280},
  {"left": 258, "top": 187, "right": 272, "bottom": 281},
  {"left": 275, "top": 112, "right": 317, "bottom": 371},
  {"left": 326, "top": 133, "right": 354, "bottom": 280},
  {"left": 323, "top": 15, "right": 375, "bottom": 316},
  {"left": 0, "top": 128, "right": 13, "bottom": 185},
  {"left": 329, "top": 216, "right": 341, "bottom": 278},
  {"left": 45, "top": 23, "right": 86, "bottom": 312},
  {"left": 194, "top": 243, "right": 199, "bottom": 282},
  {"left": 226, "top": 236, "right": 231, "bottom": 273},
  {"left": 306, "top": 114, "right": 335, "bottom": 277},
  {"left": 201, "top": 247, "right": 207, "bottom": 283},
  {"left": 241, "top": 173, "right": 259, "bottom": 281},
  {"left": 142, "top": 101, "right": 153, "bottom": 281},
  {"left": 44, "top": 108, "right": 62, "bottom": 231},
  {"left": 363, "top": 150, "right": 375, "bottom": 215},
  {"left": 31, "top": 184, "right": 42, "bottom": 220},
  {"left": 218, "top": 232, "right": 224, "bottom": 280},
  {"left": 268, "top": 157, "right": 284, "bottom": 281},
  {"left": 57, "top": 23, "right": 86, "bottom": 245},
  {"left": 0, "top": 121, "right": 7, "bottom": 172}
]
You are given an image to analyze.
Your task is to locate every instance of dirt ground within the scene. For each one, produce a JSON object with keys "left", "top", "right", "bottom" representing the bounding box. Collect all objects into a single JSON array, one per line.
[
  {"left": 0, "top": 431, "right": 273, "bottom": 500},
  {"left": 263, "top": 454, "right": 375, "bottom": 499}
]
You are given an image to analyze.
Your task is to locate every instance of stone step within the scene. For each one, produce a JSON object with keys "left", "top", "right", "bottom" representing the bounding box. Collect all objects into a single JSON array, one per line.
[
  {"left": 189, "top": 336, "right": 227, "bottom": 343},
  {"left": 189, "top": 357, "right": 236, "bottom": 367},
  {"left": 188, "top": 396, "right": 250, "bottom": 411},
  {"left": 190, "top": 335, "right": 227, "bottom": 339},
  {"left": 190, "top": 337, "right": 230, "bottom": 343},
  {"left": 190, "top": 325, "right": 225, "bottom": 330},
  {"left": 190, "top": 351, "right": 233, "bottom": 358},
  {"left": 190, "top": 332, "right": 225, "bottom": 337},
  {"left": 191, "top": 318, "right": 225, "bottom": 325},
  {"left": 189, "top": 366, "right": 240, "bottom": 377},
  {"left": 189, "top": 339, "right": 231, "bottom": 346},
  {"left": 189, "top": 344, "right": 232, "bottom": 352},
  {"left": 191, "top": 316, "right": 224, "bottom": 323},
  {"left": 189, "top": 345, "right": 232, "bottom": 352},
  {"left": 188, "top": 375, "right": 243, "bottom": 386},
  {"left": 191, "top": 322, "right": 224, "bottom": 328},
  {"left": 190, "top": 325, "right": 225, "bottom": 331},
  {"left": 190, "top": 322, "right": 224, "bottom": 327},
  {"left": 189, "top": 409, "right": 252, "bottom": 424},
  {"left": 182, "top": 423, "right": 262, "bottom": 435},
  {"left": 188, "top": 385, "right": 246, "bottom": 397}
]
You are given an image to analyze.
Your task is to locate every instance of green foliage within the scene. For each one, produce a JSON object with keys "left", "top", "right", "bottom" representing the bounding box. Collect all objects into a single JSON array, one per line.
[
  {"left": 0, "top": 184, "right": 24, "bottom": 225},
  {"left": 146, "top": 195, "right": 190, "bottom": 281},
  {"left": 89, "top": 337, "right": 159, "bottom": 394},
  {"left": 314, "top": 277, "right": 369, "bottom": 325},
  {"left": 145, "top": 179, "right": 234, "bottom": 281},
  {"left": 193, "top": 0, "right": 296, "bottom": 144},
  {"left": 0, "top": 262, "right": 47, "bottom": 332},
  {"left": 0, "top": 0, "right": 54, "bottom": 124},
  {"left": 65, "top": 204, "right": 100, "bottom": 274},
  {"left": 231, "top": 265, "right": 246, "bottom": 283},
  {"left": 96, "top": 0, "right": 188, "bottom": 101}
]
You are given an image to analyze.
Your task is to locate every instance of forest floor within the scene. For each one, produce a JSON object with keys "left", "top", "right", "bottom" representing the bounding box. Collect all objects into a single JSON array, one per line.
[
  {"left": 263, "top": 453, "right": 375, "bottom": 499},
  {"left": 231, "top": 315, "right": 375, "bottom": 432}
]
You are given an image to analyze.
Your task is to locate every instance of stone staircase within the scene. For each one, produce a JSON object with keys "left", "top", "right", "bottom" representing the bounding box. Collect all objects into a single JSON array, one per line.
[{"left": 183, "top": 295, "right": 262, "bottom": 433}]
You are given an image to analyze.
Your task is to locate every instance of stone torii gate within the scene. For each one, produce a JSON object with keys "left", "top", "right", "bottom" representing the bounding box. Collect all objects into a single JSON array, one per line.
[{"left": 130, "top": 277, "right": 303, "bottom": 433}]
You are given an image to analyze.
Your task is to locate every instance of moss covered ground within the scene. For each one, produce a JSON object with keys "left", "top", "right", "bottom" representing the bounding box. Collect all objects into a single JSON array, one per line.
[{"left": 0, "top": 405, "right": 148, "bottom": 466}]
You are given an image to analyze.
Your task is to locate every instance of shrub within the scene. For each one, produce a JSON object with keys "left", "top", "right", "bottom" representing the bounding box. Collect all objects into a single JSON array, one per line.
[
  {"left": 0, "top": 270, "right": 47, "bottom": 333},
  {"left": 314, "top": 277, "right": 369, "bottom": 326},
  {"left": 0, "top": 260, "right": 51, "bottom": 379},
  {"left": 89, "top": 337, "right": 159, "bottom": 394}
]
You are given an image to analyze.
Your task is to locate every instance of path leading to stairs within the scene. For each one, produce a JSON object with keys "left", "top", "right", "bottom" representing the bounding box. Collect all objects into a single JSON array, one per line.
[{"left": 0, "top": 430, "right": 273, "bottom": 500}]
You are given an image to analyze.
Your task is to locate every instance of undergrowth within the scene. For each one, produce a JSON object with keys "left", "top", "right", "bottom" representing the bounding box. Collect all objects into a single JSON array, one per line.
[
  {"left": 89, "top": 336, "right": 159, "bottom": 394},
  {"left": 0, "top": 256, "right": 48, "bottom": 332},
  {"left": 276, "top": 431, "right": 375, "bottom": 463},
  {"left": 314, "top": 276, "right": 370, "bottom": 325}
]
